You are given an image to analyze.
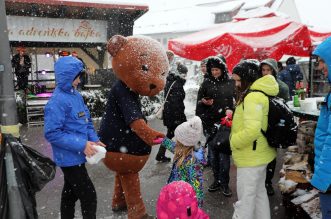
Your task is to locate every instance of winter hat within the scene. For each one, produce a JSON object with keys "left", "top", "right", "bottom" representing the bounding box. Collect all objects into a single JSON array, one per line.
[
  {"left": 286, "top": 56, "right": 296, "bottom": 65},
  {"left": 175, "top": 116, "right": 202, "bottom": 146},
  {"left": 207, "top": 56, "right": 226, "bottom": 70},
  {"left": 216, "top": 54, "right": 227, "bottom": 64},
  {"left": 261, "top": 58, "right": 278, "bottom": 75},
  {"left": 206, "top": 56, "right": 226, "bottom": 75},
  {"left": 177, "top": 63, "right": 188, "bottom": 74},
  {"left": 157, "top": 181, "right": 209, "bottom": 219},
  {"left": 232, "top": 59, "right": 261, "bottom": 83}
]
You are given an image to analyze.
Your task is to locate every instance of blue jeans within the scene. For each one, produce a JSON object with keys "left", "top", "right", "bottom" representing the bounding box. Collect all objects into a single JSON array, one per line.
[
  {"left": 320, "top": 188, "right": 331, "bottom": 219},
  {"left": 210, "top": 149, "right": 230, "bottom": 186}
]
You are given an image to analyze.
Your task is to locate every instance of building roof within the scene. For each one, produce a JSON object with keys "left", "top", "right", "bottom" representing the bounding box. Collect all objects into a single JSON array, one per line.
[
  {"left": 134, "top": 1, "right": 247, "bottom": 35},
  {"left": 134, "top": 0, "right": 276, "bottom": 35},
  {"left": 134, "top": 0, "right": 331, "bottom": 36},
  {"left": 134, "top": 6, "right": 215, "bottom": 35},
  {"left": 5, "top": 0, "right": 148, "bottom": 21},
  {"left": 210, "top": 1, "right": 244, "bottom": 14}
]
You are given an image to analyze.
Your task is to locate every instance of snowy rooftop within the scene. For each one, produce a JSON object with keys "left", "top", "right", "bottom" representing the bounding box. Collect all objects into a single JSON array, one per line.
[
  {"left": 134, "top": 0, "right": 331, "bottom": 35},
  {"left": 234, "top": 6, "right": 289, "bottom": 20},
  {"left": 134, "top": 6, "right": 215, "bottom": 34},
  {"left": 210, "top": 1, "right": 244, "bottom": 14},
  {"left": 241, "top": 0, "right": 272, "bottom": 10},
  {"left": 134, "top": 0, "right": 275, "bottom": 35}
]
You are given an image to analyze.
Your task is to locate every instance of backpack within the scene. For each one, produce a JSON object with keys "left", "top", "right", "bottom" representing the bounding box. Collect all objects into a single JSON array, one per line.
[{"left": 249, "top": 90, "right": 298, "bottom": 149}]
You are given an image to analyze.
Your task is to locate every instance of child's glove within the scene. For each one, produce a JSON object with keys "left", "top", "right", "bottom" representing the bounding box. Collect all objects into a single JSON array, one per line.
[
  {"left": 153, "top": 137, "right": 164, "bottom": 144},
  {"left": 220, "top": 113, "right": 233, "bottom": 128},
  {"left": 194, "top": 147, "right": 204, "bottom": 161}
]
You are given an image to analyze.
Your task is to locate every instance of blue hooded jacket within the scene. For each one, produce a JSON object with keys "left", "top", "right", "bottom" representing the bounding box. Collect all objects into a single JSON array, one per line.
[
  {"left": 311, "top": 36, "right": 331, "bottom": 192},
  {"left": 44, "top": 56, "right": 99, "bottom": 167},
  {"left": 278, "top": 64, "right": 303, "bottom": 96}
]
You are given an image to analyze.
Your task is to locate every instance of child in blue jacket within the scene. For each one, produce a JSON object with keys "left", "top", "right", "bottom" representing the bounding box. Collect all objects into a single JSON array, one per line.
[
  {"left": 44, "top": 56, "right": 105, "bottom": 219},
  {"left": 311, "top": 37, "right": 331, "bottom": 219},
  {"left": 160, "top": 116, "right": 206, "bottom": 207}
]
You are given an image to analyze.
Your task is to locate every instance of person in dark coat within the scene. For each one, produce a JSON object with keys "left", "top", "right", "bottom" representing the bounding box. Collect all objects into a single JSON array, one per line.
[
  {"left": 155, "top": 63, "right": 188, "bottom": 162},
  {"left": 196, "top": 56, "right": 235, "bottom": 196},
  {"left": 196, "top": 56, "right": 235, "bottom": 136},
  {"left": 278, "top": 57, "right": 303, "bottom": 96},
  {"left": 12, "top": 47, "right": 31, "bottom": 91}
]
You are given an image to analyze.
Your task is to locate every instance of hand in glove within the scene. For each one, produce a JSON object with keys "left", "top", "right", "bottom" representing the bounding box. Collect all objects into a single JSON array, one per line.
[
  {"left": 194, "top": 147, "right": 204, "bottom": 161},
  {"left": 130, "top": 119, "right": 165, "bottom": 146}
]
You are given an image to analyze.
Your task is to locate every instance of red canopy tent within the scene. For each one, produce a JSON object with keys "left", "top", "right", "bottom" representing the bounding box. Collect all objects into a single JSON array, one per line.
[{"left": 168, "top": 16, "right": 331, "bottom": 71}]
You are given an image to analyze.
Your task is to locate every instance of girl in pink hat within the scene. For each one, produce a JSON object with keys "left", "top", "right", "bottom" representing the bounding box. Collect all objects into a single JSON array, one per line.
[
  {"left": 157, "top": 181, "right": 209, "bottom": 219},
  {"left": 159, "top": 116, "right": 206, "bottom": 207}
]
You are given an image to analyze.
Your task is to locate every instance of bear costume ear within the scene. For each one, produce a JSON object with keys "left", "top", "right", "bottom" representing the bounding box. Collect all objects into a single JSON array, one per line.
[{"left": 107, "top": 35, "right": 128, "bottom": 57}]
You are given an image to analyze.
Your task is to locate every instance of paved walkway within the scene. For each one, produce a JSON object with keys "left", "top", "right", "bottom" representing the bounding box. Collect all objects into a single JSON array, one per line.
[{"left": 20, "top": 119, "right": 285, "bottom": 219}]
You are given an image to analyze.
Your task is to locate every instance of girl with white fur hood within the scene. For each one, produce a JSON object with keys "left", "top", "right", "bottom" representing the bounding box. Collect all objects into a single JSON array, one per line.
[{"left": 159, "top": 116, "right": 206, "bottom": 207}]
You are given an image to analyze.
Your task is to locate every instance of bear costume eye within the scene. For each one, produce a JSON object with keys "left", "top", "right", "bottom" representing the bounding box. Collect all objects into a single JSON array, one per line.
[{"left": 142, "top": 65, "right": 149, "bottom": 71}]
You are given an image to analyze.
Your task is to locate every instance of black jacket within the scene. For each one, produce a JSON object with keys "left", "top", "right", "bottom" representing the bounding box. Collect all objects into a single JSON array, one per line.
[
  {"left": 196, "top": 73, "right": 235, "bottom": 130},
  {"left": 12, "top": 54, "right": 31, "bottom": 76},
  {"left": 163, "top": 74, "right": 187, "bottom": 128}
]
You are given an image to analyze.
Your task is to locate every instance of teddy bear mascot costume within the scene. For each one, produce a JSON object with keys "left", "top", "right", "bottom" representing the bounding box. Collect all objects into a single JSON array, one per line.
[{"left": 98, "top": 35, "right": 169, "bottom": 219}]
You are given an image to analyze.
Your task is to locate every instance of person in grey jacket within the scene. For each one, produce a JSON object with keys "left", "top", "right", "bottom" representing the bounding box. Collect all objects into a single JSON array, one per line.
[
  {"left": 260, "top": 58, "right": 290, "bottom": 196},
  {"left": 261, "top": 58, "right": 290, "bottom": 102}
]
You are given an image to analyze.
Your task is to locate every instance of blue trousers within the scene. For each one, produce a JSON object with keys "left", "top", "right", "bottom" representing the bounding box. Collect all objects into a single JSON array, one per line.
[
  {"left": 210, "top": 148, "right": 230, "bottom": 186},
  {"left": 320, "top": 190, "right": 331, "bottom": 219}
]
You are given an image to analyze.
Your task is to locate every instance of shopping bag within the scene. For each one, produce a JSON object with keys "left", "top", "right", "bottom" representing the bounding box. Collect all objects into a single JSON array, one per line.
[
  {"left": 2, "top": 134, "right": 56, "bottom": 219},
  {"left": 10, "top": 140, "right": 56, "bottom": 192}
]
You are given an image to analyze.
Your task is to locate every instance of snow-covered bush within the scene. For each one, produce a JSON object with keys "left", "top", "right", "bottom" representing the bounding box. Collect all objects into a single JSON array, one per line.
[
  {"left": 140, "top": 92, "right": 164, "bottom": 119},
  {"left": 81, "top": 89, "right": 109, "bottom": 118}
]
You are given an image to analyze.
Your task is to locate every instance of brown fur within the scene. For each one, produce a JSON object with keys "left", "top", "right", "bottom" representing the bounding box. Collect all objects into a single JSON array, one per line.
[{"left": 104, "top": 35, "right": 169, "bottom": 219}]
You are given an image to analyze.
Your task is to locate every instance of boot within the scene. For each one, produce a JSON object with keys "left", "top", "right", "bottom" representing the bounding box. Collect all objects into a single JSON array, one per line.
[
  {"left": 266, "top": 184, "right": 275, "bottom": 196},
  {"left": 155, "top": 146, "right": 171, "bottom": 162},
  {"left": 208, "top": 181, "right": 221, "bottom": 192},
  {"left": 112, "top": 205, "right": 127, "bottom": 212},
  {"left": 221, "top": 185, "right": 232, "bottom": 197},
  {"left": 141, "top": 213, "right": 156, "bottom": 219}
]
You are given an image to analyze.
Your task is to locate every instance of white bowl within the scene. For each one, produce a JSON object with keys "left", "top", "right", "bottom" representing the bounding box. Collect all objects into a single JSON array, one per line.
[{"left": 300, "top": 99, "right": 317, "bottom": 112}]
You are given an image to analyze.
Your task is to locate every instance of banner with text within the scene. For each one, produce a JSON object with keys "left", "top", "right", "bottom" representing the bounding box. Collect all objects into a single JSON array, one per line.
[{"left": 7, "top": 16, "right": 107, "bottom": 43}]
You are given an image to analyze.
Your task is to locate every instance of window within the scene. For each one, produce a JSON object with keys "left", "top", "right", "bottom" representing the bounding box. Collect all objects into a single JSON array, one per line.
[{"left": 215, "top": 12, "right": 232, "bottom": 24}]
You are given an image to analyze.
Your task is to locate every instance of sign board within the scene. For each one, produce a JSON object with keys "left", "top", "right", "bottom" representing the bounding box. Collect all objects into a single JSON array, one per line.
[{"left": 7, "top": 16, "right": 107, "bottom": 43}]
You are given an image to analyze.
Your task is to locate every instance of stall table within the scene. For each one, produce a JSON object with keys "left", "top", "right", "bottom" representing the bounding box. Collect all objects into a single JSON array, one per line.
[{"left": 287, "top": 97, "right": 323, "bottom": 121}]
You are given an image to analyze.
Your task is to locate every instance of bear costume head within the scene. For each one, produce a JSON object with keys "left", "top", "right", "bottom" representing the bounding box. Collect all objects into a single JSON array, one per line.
[{"left": 107, "top": 35, "right": 169, "bottom": 96}]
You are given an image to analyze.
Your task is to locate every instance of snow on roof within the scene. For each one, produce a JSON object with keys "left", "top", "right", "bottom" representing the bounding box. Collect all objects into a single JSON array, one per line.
[
  {"left": 61, "top": 0, "right": 148, "bottom": 6},
  {"left": 134, "top": 0, "right": 331, "bottom": 36},
  {"left": 234, "top": 6, "right": 288, "bottom": 20},
  {"left": 241, "top": 0, "right": 272, "bottom": 10},
  {"left": 134, "top": 6, "right": 215, "bottom": 35},
  {"left": 133, "top": 0, "right": 274, "bottom": 35},
  {"left": 210, "top": 1, "right": 244, "bottom": 14},
  {"left": 5, "top": 0, "right": 148, "bottom": 10}
]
